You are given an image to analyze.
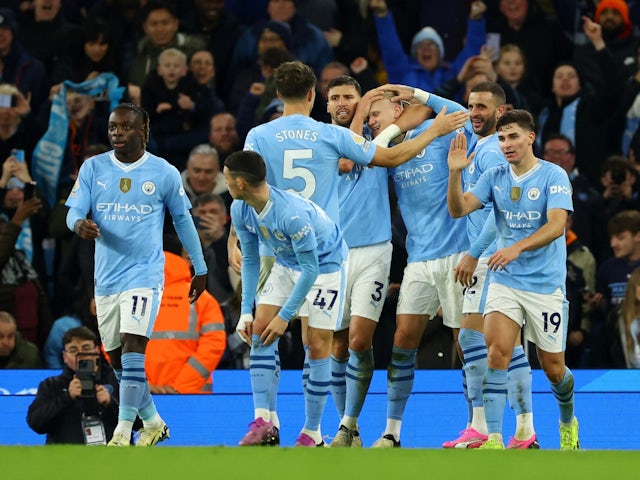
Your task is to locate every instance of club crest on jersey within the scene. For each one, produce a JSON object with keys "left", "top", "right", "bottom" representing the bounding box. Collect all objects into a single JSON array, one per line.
[
  {"left": 510, "top": 186, "right": 521, "bottom": 202},
  {"left": 120, "top": 178, "right": 132, "bottom": 193},
  {"left": 273, "top": 230, "right": 286, "bottom": 241},
  {"left": 259, "top": 226, "right": 270, "bottom": 239},
  {"left": 142, "top": 181, "right": 156, "bottom": 195},
  {"left": 527, "top": 187, "right": 540, "bottom": 201}
]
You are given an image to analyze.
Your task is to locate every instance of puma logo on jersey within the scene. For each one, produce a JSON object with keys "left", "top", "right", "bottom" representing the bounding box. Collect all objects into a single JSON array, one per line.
[{"left": 97, "top": 180, "right": 108, "bottom": 190}]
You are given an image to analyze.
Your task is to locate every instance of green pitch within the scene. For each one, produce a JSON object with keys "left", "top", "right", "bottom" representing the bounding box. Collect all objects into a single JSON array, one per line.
[{"left": 4, "top": 446, "right": 640, "bottom": 480}]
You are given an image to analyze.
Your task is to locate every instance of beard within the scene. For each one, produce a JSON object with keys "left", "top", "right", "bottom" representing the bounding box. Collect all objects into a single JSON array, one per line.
[{"left": 602, "top": 24, "right": 624, "bottom": 41}]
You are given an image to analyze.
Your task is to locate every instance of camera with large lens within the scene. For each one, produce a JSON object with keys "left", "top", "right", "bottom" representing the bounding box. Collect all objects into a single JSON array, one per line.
[{"left": 75, "top": 353, "right": 101, "bottom": 399}]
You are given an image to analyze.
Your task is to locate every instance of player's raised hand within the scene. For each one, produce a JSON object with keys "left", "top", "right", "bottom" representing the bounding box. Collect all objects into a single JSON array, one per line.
[
  {"left": 448, "top": 132, "right": 473, "bottom": 171},
  {"left": 377, "top": 84, "right": 415, "bottom": 103},
  {"left": 431, "top": 107, "right": 468, "bottom": 137},
  {"left": 357, "top": 88, "right": 385, "bottom": 115}
]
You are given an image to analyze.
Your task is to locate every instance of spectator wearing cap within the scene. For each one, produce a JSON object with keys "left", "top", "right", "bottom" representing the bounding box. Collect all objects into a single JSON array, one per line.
[
  {"left": 370, "top": 0, "right": 486, "bottom": 101},
  {"left": 574, "top": 0, "right": 639, "bottom": 90},
  {"left": 0, "top": 8, "right": 48, "bottom": 114},
  {"left": 228, "top": 0, "right": 332, "bottom": 83}
]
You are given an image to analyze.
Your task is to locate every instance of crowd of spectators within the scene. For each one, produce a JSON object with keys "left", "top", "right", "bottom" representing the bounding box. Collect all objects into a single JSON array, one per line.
[{"left": 1, "top": 0, "right": 640, "bottom": 372}]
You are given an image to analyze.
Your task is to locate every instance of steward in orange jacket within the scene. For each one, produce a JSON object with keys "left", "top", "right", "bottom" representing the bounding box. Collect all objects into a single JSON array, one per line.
[{"left": 146, "top": 251, "right": 226, "bottom": 393}]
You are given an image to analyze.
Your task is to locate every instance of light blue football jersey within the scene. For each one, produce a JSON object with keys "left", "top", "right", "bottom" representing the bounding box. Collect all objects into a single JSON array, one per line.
[
  {"left": 231, "top": 186, "right": 347, "bottom": 273},
  {"left": 65, "top": 151, "right": 192, "bottom": 296},
  {"left": 244, "top": 114, "right": 376, "bottom": 224},
  {"left": 470, "top": 159, "right": 574, "bottom": 294},
  {"left": 338, "top": 163, "right": 391, "bottom": 248},
  {"left": 463, "top": 133, "right": 506, "bottom": 257},
  {"left": 389, "top": 119, "right": 471, "bottom": 263}
]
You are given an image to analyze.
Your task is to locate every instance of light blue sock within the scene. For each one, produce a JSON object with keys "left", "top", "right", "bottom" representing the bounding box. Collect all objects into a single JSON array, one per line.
[
  {"left": 249, "top": 335, "right": 277, "bottom": 411},
  {"left": 119, "top": 352, "right": 146, "bottom": 422},
  {"left": 462, "top": 368, "right": 473, "bottom": 424},
  {"left": 387, "top": 346, "right": 416, "bottom": 421},
  {"left": 302, "top": 346, "right": 310, "bottom": 394},
  {"left": 269, "top": 348, "right": 280, "bottom": 413},
  {"left": 507, "top": 346, "right": 533, "bottom": 415},
  {"left": 137, "top": 382, "right": 159, "bottom": 422},
  {"left": 483, "top": 368, "right": 508, "bottom": 435},
  {"left": 551, "top": 366, "right": 575, "bottom": 423},
  {"left": 330, "top": 353, "right": 348, "bottom": 419},
  {"left": 304, "top": 356, "right": 331, "bottom": 432},
  {"left": 344, "top": 348, "right": 374, "bottom": 419},
  {"left": 460, "top": 329, "right": 487, "bottom": 409}
]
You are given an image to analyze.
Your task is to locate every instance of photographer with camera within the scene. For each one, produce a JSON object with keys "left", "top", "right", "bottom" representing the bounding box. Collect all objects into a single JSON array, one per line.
[
  {"left": 600, "top": 155, "right": 640, "bottom": 218},
  {"left": 27, "top": 326, "right": 121, "bottom": 445}
]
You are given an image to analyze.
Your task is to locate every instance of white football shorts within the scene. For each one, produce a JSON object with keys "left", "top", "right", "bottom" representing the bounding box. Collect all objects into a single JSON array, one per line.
[
  {"left": 259, "top": 262, "right": 346, "bottom": 331},
  {"left": 336, "top": 241, "right": 392, "bottom": 332},
  {"left": 95, "top": 287, "right": 163, "bottom": 351},
  {"left": 396, "top": 252, "right": 465, "bottom": 328},
  {"left": 484, "top": 283, "right": 568, "bottom": 353}
]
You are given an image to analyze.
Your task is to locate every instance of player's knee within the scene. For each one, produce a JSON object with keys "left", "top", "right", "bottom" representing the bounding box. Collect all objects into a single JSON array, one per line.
[
  {"left": 486, "top": 345, "right": 511, "bottom": 369},
  {"left": 541, "top": 361, "right": 565, "bottom": 383},
  {"left": 349, "top": 334, "right": 372, "bottom": 352},
  {"left": 120, "top": 333, "right": 148, "bottom": 354},
  {"left": 393, "top": 328, "right": 418, "bottom": 349}
]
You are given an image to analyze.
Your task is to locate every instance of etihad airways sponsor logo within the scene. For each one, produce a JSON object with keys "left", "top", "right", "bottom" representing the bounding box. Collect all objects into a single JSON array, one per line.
[
  {"left": 96, "top": 203, "right": 153, "bottom": 214},
  {"left": 96, "top": 203, "right": 153, "bottom": 222}
]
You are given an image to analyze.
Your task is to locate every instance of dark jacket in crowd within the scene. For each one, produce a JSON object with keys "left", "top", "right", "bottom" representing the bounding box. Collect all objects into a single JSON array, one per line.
[{"left": 26, "top": 363, "right": 120, "bottom": 444}]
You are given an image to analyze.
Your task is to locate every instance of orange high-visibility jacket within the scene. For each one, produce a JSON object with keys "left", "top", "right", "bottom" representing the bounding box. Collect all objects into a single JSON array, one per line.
[{"left": 145, "top": 252, "right": 226, "bottom": 393}]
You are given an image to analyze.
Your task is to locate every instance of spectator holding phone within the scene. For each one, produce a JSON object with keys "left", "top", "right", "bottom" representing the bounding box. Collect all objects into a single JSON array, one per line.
[
  {"left": 0, "top": 84, "right": 41, "bottom": 173},
  {"left": 0, "top": 186, "right": 53, "bottom": 350},
  {"left": 600, "top": 155, "right": 640, "bottom": 217},
  {"left": 0, "top": 9, "right": 48, "bottom": 114},
  {"left": 0, "top": 149, "right": 49, "bottom": 290}
]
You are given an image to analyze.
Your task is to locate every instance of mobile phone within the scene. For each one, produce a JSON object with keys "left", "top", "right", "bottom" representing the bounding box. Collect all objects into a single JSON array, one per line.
[
  {"left": 6, "top": 149, "right": 26, "bottom": 189},
  {"left": 11, "top": 149, "right": 24, "bottom": 163},
  {"left": 23, "top": 181, "right": 36, "bottom": 200},
  {"left": 486, "top": 33, "right": 501, "bottom": 62},
  {"left": 0, "top": 93, "right": 11, "bottom": 108}
]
